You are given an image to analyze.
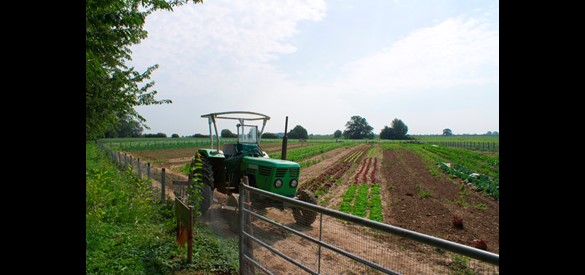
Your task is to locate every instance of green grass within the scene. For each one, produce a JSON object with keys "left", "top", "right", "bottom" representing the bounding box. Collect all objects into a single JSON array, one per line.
[{"left": 86, "top": 143, "right": 238, "bottom": 274}]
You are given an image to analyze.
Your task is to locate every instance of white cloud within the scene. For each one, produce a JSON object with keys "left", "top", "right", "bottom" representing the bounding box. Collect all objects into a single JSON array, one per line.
[
  {"left": 333, "top": 15, "right": 499, "bottom": 97},
  {"left": 130, "top": 0, "right": 327, "bottom": 97}
]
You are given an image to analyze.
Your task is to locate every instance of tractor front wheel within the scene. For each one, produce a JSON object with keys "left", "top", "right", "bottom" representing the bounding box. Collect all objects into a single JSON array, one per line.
[
  {"left": 293, "top": 189, "right": 318, "bottom": 226},
  {"left": 200, "top": 184, "right": 212, "bottom": 214},
  {"left": 192, "top": 154, "right": 214, "bottom": 214}
]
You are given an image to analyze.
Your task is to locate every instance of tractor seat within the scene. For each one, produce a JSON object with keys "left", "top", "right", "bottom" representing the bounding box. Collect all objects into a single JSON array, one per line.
[{"left": 223, "top": 144, "right": 236, "bottom": 157}]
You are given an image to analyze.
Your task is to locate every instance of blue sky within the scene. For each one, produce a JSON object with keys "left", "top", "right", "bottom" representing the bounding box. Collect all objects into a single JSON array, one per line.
[{"left": 130, "top": 0, "right": 499, "bottom": 136}]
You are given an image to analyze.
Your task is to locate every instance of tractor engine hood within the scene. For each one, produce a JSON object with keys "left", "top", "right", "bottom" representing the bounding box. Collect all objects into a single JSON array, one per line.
[{"left": 242, "top": 156, "right": 300, "bottom": 197}]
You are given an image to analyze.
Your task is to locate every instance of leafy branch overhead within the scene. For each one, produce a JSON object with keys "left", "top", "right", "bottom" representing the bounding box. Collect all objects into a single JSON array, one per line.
[{"left": 86, "top": 0, "right": 203, "bottom": 140}]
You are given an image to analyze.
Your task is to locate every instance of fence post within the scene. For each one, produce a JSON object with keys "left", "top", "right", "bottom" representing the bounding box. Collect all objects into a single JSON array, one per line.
[
  {"left": 161, "top": 168, "right": 166, "bottom": 202},
  {"left": 240, "top": 177, "right": 254, "bottom": 274},
  {"left": 188, "top": 204, "right": 193, "bottom": 264},
  {"left": 137, "top": 159, "right": 142, "bottom": 179},
  {"left": 318, "top": 212, "right": 323, "bottom": 274},
  {"left": 147, "top": 162, "right": 151, "bottom": 179}
]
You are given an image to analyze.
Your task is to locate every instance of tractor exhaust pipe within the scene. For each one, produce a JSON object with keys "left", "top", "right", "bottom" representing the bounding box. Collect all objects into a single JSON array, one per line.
[{"left": 281, "top": 116, "right": 288, "bottom": 160}]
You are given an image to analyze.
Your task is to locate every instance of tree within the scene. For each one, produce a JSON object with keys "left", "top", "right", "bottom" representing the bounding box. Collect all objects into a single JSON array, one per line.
[
  {"left": 143, "top": 133, "right": 167, "bottom": 138},
  {"left": 391, "top": 119, "right": 408, "bottom": 139},
  {"left": 443, "top": 128, "right": 453, "bottom": 136},
  {"left": 171, "top": 133, "right": 180, "bottom": 138},
  {"left": 86, "top": 0, "right": 202, "bottom": 140},
  {"left": 333, "top": 130, "right": 342, "bottom": 139},
  {"left": 343, "top": 116, "right": 374, "bottom": 139},
  {"left": 104, "top": 116, "right": 143, "bottom": 138},
  {"left": 379, "top": 119, "right": 409, "bottom": 140},
  {"left": 379, "top": 126, "right": 395, "bottom": 139},
  {"left": 221, "top": 129, "right": 237, "bottom": 138},
  {"left": 261, "top": 132, "right": 279, "bottom": 139},
  {"left": 288, "top": 125, "right": 308, "bottom": 139}
]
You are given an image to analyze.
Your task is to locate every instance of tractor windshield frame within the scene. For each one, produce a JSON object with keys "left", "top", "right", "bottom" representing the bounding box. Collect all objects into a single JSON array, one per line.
[
  {"left": 237, "top": 124, "right": 259, "bottom": 144},
  {"left": 201, "top": 111, "right": 271, "bottom": 151}
]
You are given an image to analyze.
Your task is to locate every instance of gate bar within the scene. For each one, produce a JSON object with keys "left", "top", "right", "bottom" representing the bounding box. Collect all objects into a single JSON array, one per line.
[
  {"left": 241, "top": 184, "right": 499, "bottom": 265},
  {"left": 244, "top": 208, "right": 400, "bottom": 275}
]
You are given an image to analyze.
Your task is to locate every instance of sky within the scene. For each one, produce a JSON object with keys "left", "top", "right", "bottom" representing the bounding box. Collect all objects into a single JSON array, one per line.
[{"left": 129, "top": 0, "right": 499, "bottom": 137}]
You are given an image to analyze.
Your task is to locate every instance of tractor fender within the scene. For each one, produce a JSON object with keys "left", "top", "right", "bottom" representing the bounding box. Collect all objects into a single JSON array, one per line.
[{"left": 198, "top": 148, "right": 226, "bottom": 159}]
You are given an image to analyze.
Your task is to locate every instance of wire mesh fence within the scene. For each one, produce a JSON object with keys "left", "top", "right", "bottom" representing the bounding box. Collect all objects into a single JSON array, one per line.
[
  {"left": 99, "top": 143, "right": 190, "bottom": 201},
  {"left": 240, "top": 184, "right": 499, "bottom": 275},
  {"left": 421, "top": 141, "right": 499, "bottom": 152}
]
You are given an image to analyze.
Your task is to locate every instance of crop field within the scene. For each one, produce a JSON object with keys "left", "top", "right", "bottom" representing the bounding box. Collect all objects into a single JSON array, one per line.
[{"left": 103, "top": 136, "right": 499, "bottom": 256}]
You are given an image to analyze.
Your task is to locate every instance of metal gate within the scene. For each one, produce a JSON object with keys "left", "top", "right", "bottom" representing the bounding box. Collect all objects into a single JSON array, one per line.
[{"left": 239, "top": 184, "right": 499, "bottom": 275}]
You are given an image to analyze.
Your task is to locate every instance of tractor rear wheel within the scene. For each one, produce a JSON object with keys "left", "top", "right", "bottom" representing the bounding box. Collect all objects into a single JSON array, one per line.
[{"left": 293, "top": 189, "right": 318, "bottom": 226}]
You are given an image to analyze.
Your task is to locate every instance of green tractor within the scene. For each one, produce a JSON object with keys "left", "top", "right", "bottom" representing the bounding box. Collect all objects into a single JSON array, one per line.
[{"left": 189, "top": 111, "right": 317, "bottom": 226}]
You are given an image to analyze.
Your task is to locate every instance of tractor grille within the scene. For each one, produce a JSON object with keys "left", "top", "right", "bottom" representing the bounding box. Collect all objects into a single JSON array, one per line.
[
  {"left": 289, "top": 168, "right": 299, "bottom": 178},
  {"left": 258, "top": 166, "right": 272, "bottom": 176},
  {"left": 275, "top": 168, "right": 287, "bottom": 178}
]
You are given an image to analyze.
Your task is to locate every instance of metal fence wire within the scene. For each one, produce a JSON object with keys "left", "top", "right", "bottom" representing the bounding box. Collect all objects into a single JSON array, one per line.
[
  {"left": 239, "top": 184, "right": 499, "bottom": 275},
  {"left": 101, "top": 145, "right": 190, "bottom": 201}
]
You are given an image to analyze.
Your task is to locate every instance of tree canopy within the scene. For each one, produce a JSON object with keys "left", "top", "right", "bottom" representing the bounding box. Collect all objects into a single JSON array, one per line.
[
  {"left": 380, "top": 118, "right": 409, "bottom": 140},
  {"left": 443, "top": 128, "right": 453, "bottom": 136},
  {"left": 261, "top": 132, "right": 279, "bottom": 139},
  {"left": 333, "top": 130, "right": 342, "bottom": 139},
  {"left": 86, "top": 0, "right": 202, "bottom": 140},
  {"left": 379, "top": 126, "right": 395, "bottom": 140},
  {"left": 104, "top": 116, "right": 143, "bottom": 138},
  {"left": 221, "top": 129, "right": 237, "bottom": 138},
  {"left": 288, "top": 125, "right": 308, "bottom": 139},
  {"left": 343, "top": 116, "right": 374, "bottom": 139}
]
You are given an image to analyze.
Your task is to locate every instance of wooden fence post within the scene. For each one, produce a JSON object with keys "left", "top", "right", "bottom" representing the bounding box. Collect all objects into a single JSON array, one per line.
[
  {"left": 137, "top": 159, "right": 142, "bottom": 179},
  {"left": 147, "top": 163, "right": 151, "bottom": 179},
  {"left": 161, "top": 168, "right": 166, "bottom": 202}
]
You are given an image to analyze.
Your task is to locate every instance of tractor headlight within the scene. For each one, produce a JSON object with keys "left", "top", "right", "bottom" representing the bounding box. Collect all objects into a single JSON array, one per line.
[
  {"left": 290, "top": 179, "right": 298, "bottom": 188},
  {"left": 274, "top": 179, "right": 283, "bottom": 188}
]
